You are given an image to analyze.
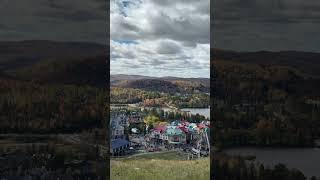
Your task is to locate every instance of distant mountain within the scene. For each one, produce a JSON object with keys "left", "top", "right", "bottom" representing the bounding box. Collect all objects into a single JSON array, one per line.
[
  {"left": 0, "top": 40, "right": 106, "bottom": 72},
  {"left": 111, "top": 74, "right": 210, "bottom": 93},
  {"left": 11, "top": 56, "right": 107, "bottom": 87},
  {"left": 212, "top": 48, "right": 320, "bottom": 78},
  {"left": 110, "top": 74, "right": 157, "bottom": 86},
  {"left": 122, "top": 79, "right": 180, "bottom": 93},
  {"left": 0, "top": 40, "right": 107, "bottom": 87},
  {"left": 111, "top": 74, "right": 209, "bottom": 84}
]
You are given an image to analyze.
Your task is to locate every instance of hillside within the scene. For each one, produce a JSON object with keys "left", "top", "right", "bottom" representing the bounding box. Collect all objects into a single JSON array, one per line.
[
  {"left": 111, "top": 158, "right": 209, "bottom": 180},
  {"left": 0, "top": 40, "right": 108, "bottom": 132},
  {"left": 212, "top": 49, "right": 320, "bottom": 148},
  {"left": 118, "top": 79, "right": 180, "bottom": 93},
  {"left": 212, "top": 48, "right": 320, "bottom": 78},
  {"left": 0, "top": 40, "right": 106, "bottom": 72},
  {"left": 111, "top": 74, "right": 209, "bottom": 94},
  {"left": 0, "top": 40, "right": 107, "bottom": 87},
  {"left": 0, "top": 40, "right": 107, "bottom": 177},
  {"left": 9, "top": 56, "right": 107, "bottom": 88},
  {"left": 110, "top": 74, "right": 158, "bottom": 85}
]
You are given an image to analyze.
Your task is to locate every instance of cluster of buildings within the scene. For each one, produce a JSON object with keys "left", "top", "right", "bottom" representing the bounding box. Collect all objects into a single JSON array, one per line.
[
  {"left": 110, "top": 109, "right": 210, "bottom": 157},
  {"left": 147, "top": 120, "right": 210, "bottom": 151},
  {"left": 110, "top": 111, "right": 143, "bottom": 137},
  {"left": 110, "top": 111, "right": 143, "bottom": 156}
]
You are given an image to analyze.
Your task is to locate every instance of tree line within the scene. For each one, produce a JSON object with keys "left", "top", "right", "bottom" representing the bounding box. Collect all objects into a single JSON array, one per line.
[
  {"left": 0, "top": 78, "right": 107, "bottom": 133},
  {"left": 212, "top": 60, "right": 320, "bottom": 148},
  {"left": 212, "top": 153, "right": 319, "bottom": 180},
  {"left": 111, "top": 87, "right": 209, "bottom": 108}
]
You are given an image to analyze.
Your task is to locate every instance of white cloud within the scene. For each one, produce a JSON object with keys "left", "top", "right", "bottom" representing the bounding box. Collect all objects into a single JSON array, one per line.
[
  {"left": 110, "top": 0, "right": 210, "bottom": 78},
  {"left": 214, "top": 0, "right": 320, "bottom": 52},
  {"left": 0, "top": 0, "right": 106, "bottom": 43}
]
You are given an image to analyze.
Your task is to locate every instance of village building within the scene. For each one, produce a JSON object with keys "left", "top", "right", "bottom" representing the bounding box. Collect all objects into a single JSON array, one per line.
[
  {"left": 130, "top": 136, "right": 146, "bottom": 148},
  {"left": 165, "top": 125, "right": 186, "bottom": 145},
  {"left": 110, "top": 139, "right": 130, "bottom": 156},
  {"left": 110, "top": 111, "right": 130, "bottom": 139},
  {"left": 128, "top": 112, "right": 143, "bottom": 124},
  {"left": 114, "top": 113, "right": 129, "bottom": 127},
  {"left": 110, "top": 109, "right": 211, "bottom": 156},
  {"left": 147, "top": 120, "right": 210, "bottom": 152},
  {"left": 110, "top": 114, "right": 127, "bottom": 139},
  {"left": 111, "top": 123, "right": 124, "bottom": 139},
  {"left": 149, "top": 125, "right": 168, "bottom": 146}
]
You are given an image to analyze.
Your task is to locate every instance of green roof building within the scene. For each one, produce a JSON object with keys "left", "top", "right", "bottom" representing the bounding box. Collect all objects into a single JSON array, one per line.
[{"left": 165, "top": 126, "right": 186, "bottom": 144}]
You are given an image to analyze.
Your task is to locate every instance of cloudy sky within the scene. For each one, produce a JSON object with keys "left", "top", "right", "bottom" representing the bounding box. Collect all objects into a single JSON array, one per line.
[
  {"left": 214, "top": 0, "right": 320, "bottom": 52},
  {"left": 110, "top": 0, "right": 210, "bottom": 78},
  {"left": 0, "top": 0, "right": 106, "bottom": 44}
]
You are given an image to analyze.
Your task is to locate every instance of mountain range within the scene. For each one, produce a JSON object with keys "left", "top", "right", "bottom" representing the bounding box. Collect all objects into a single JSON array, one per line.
[
  {"left": 212, "top": 48, "right": 320, "bottom": 78},
  {"left": 1, "top": 40, "right": 320, "bottom": 89},
  {"left": 0, "top": 40, "right": 107, "bottom": 87},
  {"left": 110, "top": 74, "right": 210, "bottom": 94},
  {"left": 0, "top": 40, "right": 106, "bottom": 72}
]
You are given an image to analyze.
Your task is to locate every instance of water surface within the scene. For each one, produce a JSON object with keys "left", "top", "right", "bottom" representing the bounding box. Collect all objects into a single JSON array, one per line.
[
  {"left": 225, "top": 147, "right": 320, "bottom": 177},
  {"left": 180, "top": 108, "right": 210, "bottom": 119}
]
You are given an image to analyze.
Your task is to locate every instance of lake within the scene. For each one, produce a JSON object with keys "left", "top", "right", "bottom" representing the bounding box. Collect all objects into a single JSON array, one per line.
[
  {"left": 142, "top": 107, "right": 210, "bottom": 119},
  {"left": 180, "top": 108, "right": 210, "bottom": 119},
  {"left": 225, "top": 147, "right": 320, "bottom": 177}
]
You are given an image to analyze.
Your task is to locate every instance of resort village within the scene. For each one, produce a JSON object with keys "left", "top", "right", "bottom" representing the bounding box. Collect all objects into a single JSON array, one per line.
[{"left": 110, "top": 105, "right": 210, "bottom": 159}]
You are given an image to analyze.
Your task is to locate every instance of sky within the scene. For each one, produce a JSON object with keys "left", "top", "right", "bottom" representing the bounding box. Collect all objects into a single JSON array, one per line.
[
  {"left": 2, "top": 0, "right": 318, "bottom": 77},
  {"left": 0, "top": 0, "right": 106, "bottom": 44},
  {"left": 110, "top": 0, "right": 210, "bottom": 78},
  {"left": 213, "top": 0, "right": 320, "bottom": 52}
]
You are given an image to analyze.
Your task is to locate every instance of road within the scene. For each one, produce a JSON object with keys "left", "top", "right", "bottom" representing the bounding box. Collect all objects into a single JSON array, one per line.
[{"left": 58, "top": 134, "right": 108, "bottom": 156}]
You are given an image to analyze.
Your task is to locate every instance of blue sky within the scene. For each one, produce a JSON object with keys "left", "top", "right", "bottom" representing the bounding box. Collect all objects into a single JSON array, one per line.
[{"left": 110, "top": 0, "right": 210, "bottom": 78}]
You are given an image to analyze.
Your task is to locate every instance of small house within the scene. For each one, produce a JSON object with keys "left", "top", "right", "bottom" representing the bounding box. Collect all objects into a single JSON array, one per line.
[
  {"left": 149, "top": 125, "right": 167, "bottom": 145},
  {"left": 150, "top": 125, "right": 167, "bottom": 138},
  {"left": 111, "top": 139, "right": 130, "bottom": 156},
  {"left": 111, "top": 123, "right": 125, "bottom": 139}
]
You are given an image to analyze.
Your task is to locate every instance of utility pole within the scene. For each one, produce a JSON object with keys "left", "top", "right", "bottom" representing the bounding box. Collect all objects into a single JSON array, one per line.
[{"left": 205, "top": 129, "right": 210, "bottom": 152}]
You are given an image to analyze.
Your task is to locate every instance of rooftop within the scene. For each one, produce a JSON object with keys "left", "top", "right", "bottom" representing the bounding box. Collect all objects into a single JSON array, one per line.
[{"left": 111, "top": 138, "right": 130, "bottom": 149}]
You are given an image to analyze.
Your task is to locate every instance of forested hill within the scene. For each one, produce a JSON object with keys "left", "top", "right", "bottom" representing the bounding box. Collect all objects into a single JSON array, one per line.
[
  {"left": 0, "top": 40, "right": 107, "bottom": 87},
  {"left": 0, "top": 40, "right": 108, "bottom": 133},
  {"left": 120, "top": 79, "right": 180, "bottom": 93},
  {"left": 111, "top": 74, "right": 210, "bottom": 94},
  {"left": 0, "top": 40, "right": 106, "bottom": 72},
  {"left": 0, "top": 40, "right": 105, "bottom": 67},
  {"left": 212, "top": 49, "right": 320, "bottom": 148},
  {"left": 9, "top": 56, "right": 107, "bottom": 88},
  {"left": 212, "top": 48, "right": 320, "bottom": 78}
]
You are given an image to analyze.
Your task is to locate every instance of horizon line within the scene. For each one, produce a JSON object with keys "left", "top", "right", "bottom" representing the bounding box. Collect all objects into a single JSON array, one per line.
[{"left": 110, "top": 73, "right": 210, "bottom": 79}]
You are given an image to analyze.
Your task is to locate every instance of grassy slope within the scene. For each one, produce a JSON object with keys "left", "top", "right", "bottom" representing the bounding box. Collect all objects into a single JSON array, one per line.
[
  {"left": 111, "top": 152, "right": 209, "bottom": 180},
  {"left": 111, "top": 158, "right": 209, "bottom": 180}
]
